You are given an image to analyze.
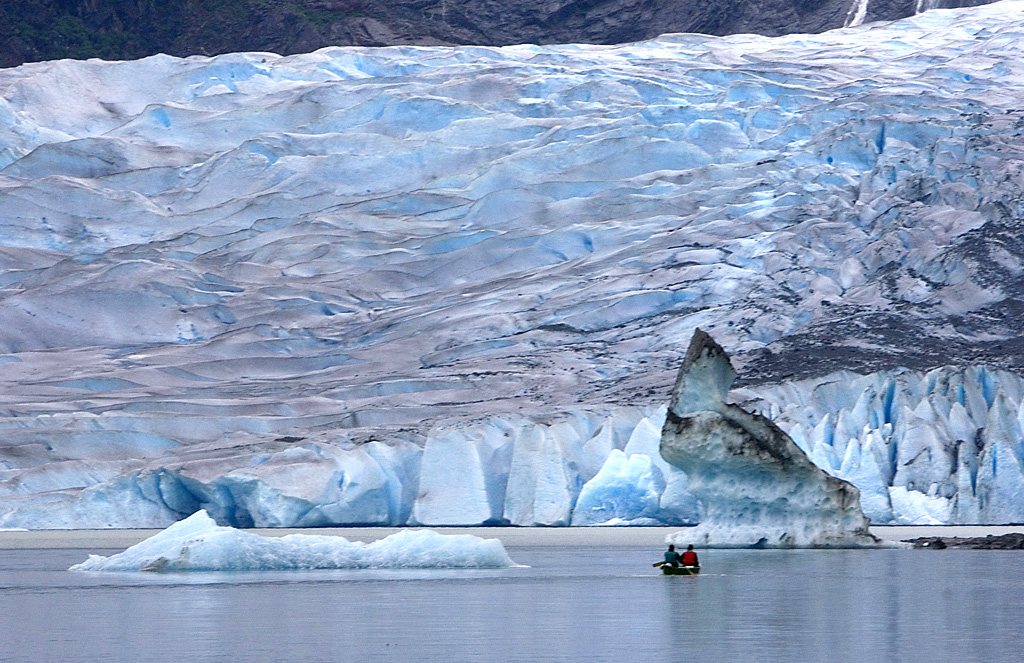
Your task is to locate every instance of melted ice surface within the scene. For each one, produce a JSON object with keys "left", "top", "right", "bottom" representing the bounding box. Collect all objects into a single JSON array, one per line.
[
  {"left": 2, "top": 3, "right": 1024, "bottom": 528},
  {"left": 69, "top": 510, "right": 516, "bottom": 571}
]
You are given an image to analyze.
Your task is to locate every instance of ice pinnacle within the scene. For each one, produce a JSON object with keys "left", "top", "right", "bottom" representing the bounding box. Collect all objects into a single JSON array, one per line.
[{"left": 660, "top": 329, "right": 880, "bottom": 547}]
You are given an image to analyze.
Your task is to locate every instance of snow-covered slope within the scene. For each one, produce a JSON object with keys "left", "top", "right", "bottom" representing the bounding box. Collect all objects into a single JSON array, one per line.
[{"left": 2, "top": 2, "right": 1024, "bottom": 527}]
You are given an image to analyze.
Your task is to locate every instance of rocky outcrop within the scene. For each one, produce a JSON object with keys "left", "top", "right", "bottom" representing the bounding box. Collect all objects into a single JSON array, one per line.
[
  {"left": 661, "top": 329, "right": 880, "bottom": 547},
  {"left": 0, "top": 0, "right": 996, "bottom": 68},
  {"left": 908, "top": 533, "right": 1024, "bottom": 549}
]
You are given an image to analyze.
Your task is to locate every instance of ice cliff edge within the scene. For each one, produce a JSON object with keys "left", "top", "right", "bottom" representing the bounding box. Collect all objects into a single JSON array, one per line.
[{"left": 660, "top": 330, "right": 880, "bottom": 548}]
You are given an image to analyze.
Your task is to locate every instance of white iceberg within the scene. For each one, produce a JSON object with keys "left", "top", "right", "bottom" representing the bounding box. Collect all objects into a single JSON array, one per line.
[{"left": 69, "top": 510, "right": 517, "bottom": 571}]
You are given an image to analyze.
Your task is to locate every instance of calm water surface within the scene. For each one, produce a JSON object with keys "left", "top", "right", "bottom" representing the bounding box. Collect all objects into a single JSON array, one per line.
[{"left": 1, "top": 546, "right": 1022, "bottom": 663}]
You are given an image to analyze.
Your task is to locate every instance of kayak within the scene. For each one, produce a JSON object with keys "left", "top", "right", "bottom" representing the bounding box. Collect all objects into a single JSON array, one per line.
[{"left": 662, "top": 565, "right": 700, "bottom": 575}]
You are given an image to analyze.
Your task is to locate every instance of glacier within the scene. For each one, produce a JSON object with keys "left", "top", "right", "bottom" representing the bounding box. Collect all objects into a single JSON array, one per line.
[
  {"left": 69, "top": 509, "right": 516, "bottom": 571},
  {"left": 3, "top": 3, "right": 1024, "bottom": 529}
]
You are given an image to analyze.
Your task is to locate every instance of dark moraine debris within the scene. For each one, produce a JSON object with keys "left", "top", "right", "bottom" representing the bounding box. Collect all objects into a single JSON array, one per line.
[{"left": 907, "top": 533, "right": 1024, "bottom": 549}]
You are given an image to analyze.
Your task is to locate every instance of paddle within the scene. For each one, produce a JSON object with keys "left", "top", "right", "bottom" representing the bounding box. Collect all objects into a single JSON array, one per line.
[{"left": 653, "top": 561, "right": 666, "bottom": 567}]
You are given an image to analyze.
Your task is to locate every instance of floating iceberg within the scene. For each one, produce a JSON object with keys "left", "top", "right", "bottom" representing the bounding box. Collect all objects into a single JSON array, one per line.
[
  {"left": 69, "top": 510, "right": 516, "bottom": 571},
  {"left": 661, "top": 330, "right": 879, "bottom": 547}
]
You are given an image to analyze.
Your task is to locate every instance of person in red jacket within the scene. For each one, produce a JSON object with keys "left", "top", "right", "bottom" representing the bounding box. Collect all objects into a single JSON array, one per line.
[{"left": 681, "top": 544, "right": 699, "bottom": 568}]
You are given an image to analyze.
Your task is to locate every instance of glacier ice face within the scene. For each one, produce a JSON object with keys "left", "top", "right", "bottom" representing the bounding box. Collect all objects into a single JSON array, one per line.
[
  {"left": 6, "top": 363, "right": 1024, "bottom": 528},
  {"left": 412, "top": 426, "right": 508, "bottom": 526},
  {"left": 661, "top": 330, "right": 878, "bottom": 547},
  {"left": 0, "top": 407, "right": 703, "bottom": 529},
  {"left": 738, "top": 364, "right": 1024, "bottom": 525},
  {"left": 571, "top": 449, "right": 666, "bottom": 526},
  {"left": 69, "top": 510, "right": 517, "bottom": 572},
  {"left": 3, "top": 4, "right": 1024, "bottom": 528}
]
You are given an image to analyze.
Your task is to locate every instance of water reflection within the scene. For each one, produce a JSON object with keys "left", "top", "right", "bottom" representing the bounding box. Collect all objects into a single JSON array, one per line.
[{"left": 0, "top": 547, "right": 1022, "bottom": 662}]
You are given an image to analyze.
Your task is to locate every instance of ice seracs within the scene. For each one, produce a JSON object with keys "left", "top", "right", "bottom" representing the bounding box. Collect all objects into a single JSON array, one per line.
[
  {"left": 741, "top": 364, "right": 1024, "bottom": 525},
  {"left": 69, "top": 510, "right": 517, "bottom": 572},
  {"left": 0, "top": 409, "right": 701, "bottom": 530},
  {"left": 660, "top": 330, "right": 879, "bottom": 547},
  {"left": 7, "top": 364, "right": 1024, "bottom": 528},
  {"left": 571, "top": 449, "right": 665, "bottom": 525}
]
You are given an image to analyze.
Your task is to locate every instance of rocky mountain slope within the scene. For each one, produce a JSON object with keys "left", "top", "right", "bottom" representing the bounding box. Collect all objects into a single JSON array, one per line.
[{"left": 0, "top": 0, "right": 993, "bottom": 68}]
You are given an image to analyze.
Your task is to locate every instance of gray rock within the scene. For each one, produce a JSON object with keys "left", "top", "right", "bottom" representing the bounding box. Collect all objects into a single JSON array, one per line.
[{"left": 908, "top": 533, "right": 1024, "bottom": 549}]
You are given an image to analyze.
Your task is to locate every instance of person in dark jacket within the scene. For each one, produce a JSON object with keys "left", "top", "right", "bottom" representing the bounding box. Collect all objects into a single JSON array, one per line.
[{"left": 664, "top": 544, "right": 681, "bottom": 567}]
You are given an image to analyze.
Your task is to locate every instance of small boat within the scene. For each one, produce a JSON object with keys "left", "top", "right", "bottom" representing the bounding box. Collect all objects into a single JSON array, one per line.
[{"left": 662, "top": 565, "right": 700, "bottom": 575}]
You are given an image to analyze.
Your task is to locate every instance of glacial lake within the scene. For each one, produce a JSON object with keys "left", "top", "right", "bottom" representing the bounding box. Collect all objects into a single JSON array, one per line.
[{"left": 1, "top": 545, "right": 1022, "bottom": 663}]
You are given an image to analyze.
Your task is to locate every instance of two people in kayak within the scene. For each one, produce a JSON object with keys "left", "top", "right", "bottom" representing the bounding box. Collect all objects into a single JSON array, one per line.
[{"left": 665, "top": 544, "right": 699, "bottom": 569}]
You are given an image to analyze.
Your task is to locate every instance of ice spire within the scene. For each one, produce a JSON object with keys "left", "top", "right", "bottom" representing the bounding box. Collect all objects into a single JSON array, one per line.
[
  {"left": 669, "top": 328, "right": 736, "bottom": 417},
  {"left": 661, "top": 329, "right": 880, "bottom": 547}
]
